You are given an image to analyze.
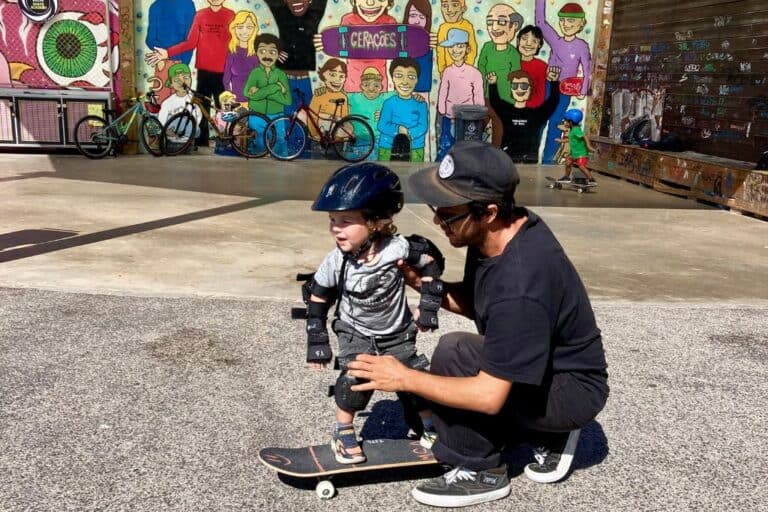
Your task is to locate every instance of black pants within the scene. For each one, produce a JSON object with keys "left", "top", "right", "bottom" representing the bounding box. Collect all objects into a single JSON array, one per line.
[
  {"left": 195, "top": 70, "right": 224, "bottom": 146},
  {"left": 430, "top": 332, "right": 609, "bottom": 471}
]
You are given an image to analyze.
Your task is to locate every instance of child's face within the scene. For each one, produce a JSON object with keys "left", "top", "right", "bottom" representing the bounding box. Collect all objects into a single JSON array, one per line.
[
  {"left": 171, "top": 73, "right": 192, "bottom": 94},
  {"left": 440, "top": 0, "right": 464, "bottom": 23},
  {"left": 448, "top": 43, "right": 468, "bottom": 63},
  {"left": 361, "top": 78, "right": 383, "bottom": 99},
  {"left": 407, "top": 5, "right": 427, "bottom": 27},
  {"left": 323, "top": 65, "right": 347, "bottom": 92},
  {"left": 510, "top": 77, "right": 531, "bottom": 102},
  {"left": 392, "top": 65, "right": 418, "bottom": 98},
  {"left": 518, "top": 32, "right": 541, "bottom": 58},
  {"left": 328, "top": 210, "right": 371, "bottom": 253},
  {"left": 353, "top": 0, "right": 390, "bottom": 23}
]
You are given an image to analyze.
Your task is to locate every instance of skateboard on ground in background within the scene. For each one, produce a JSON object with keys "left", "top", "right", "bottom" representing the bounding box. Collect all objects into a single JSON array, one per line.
[
  {"left": 545, "top": 176, "right": 597, "bottom": 194},
  {"left": 259, "top": 438, "right": 438, "bottom": 499}
]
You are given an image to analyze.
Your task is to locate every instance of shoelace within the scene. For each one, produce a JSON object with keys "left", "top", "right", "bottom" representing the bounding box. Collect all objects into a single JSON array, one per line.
[
  {"left": 444, "top": 466, "right": 477, "bottom": 485},
  {"left": 532, "top": 447, "right": 550, "bottom": 465}
]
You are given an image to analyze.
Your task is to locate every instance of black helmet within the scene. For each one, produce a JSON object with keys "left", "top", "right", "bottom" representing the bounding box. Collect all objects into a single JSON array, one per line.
[{"left": 312, "top": 163, "right": 403, "bottom": 219}]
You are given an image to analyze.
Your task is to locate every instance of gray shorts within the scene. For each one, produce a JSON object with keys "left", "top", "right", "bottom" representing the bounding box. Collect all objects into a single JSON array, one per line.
[{"left": 332, "top": 319, "right": 419, "bottom": 370}]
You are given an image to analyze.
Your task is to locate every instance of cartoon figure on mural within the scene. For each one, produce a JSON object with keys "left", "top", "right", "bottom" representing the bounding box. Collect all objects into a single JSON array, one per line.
[
  {"left": 436, "top": 28, "right": 484, "bottom": 160},
  {"left": 159, "top": 63, "right": 202, "bottom": 140},
  {"left": 308, "top": 58, "right": 349, "bottom": 139},
  {"left": 436, "top": 0, "right": 477, "bottom": 74},
  {"left": 263, "top": 0, "right": 328, "bottom": 115},
  {"left": 488, "top": 66, "right": 562, "bottom": 163},
  {"left": 223, "top": 11, "right": 260, "bottom": 106},
  {"left": 517, "top": 25, "right": 547, "bottom": 108},
  {"left": 553, "top": 120, "right": 571, "bottom": 164},
  {"left": 536, "top": 0, "right": 592, "bottom": 164},
  {"left": 214, "top": 90, "right": 246, "bottom": 132},
  {"left": 377, "top": 57, "right": 428, "bottom": 162},
  {"left": 144, "top": 0, "right": 235, "bottom": 147},
  {"left": 314, "top": 0, "right": 397, "bottom": 93},
  {"left": 477, "top": 3, "right": 523, "bottom": 148},
  {"left": 145, "top": 0, "right": 195, "bottom": 66},
  {"left": 244, "top": 34, "right": 292, "bottom": 152},
  {"left": 346, "top": 66, "right": 391, "bottom": 159},
  {"left": 402, "top": 0, "right": 435, "bottom": 99}
]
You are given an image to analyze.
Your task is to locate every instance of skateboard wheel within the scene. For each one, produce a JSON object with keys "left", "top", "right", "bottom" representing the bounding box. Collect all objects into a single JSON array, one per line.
[{"left": 316, "top": 480, "right": 335, "bottom": 499}]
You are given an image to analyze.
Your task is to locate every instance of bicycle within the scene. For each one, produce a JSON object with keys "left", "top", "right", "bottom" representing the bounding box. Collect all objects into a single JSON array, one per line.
[
  {"left": 73, "top": 91, "right": 165, "bottom": 159},
  {"left": 162, "top": 86, "right": 270, "bottom": 158},
  {"left": 264, "top": 88, "right": 374, "bottom": 162}
]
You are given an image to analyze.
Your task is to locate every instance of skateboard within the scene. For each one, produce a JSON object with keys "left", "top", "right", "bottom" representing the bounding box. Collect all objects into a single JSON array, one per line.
[
  {"left": 259, "top": 438, "right": 438, "bottom": 499},
  {"left": 321, "top": 24, "right": 430, "bottom": 59},
  {"left": 545, "top": 176, "right": 597, "bottom": 194},
  {"left": 559, "top": 77, "right": 584, "bottom": 96},
  {"left": 390, "top": 133, "right": 411, "bottom": 161}
]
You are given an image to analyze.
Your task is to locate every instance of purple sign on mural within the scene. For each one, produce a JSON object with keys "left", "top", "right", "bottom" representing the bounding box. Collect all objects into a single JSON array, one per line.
[{"left": 321, "top": 24, "right": 430, "bottom": 60}]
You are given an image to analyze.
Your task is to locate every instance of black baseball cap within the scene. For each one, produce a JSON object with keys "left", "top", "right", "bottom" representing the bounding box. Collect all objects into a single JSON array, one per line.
[{"left": 409, "top": 141, "right": 520, "bottom": 207}]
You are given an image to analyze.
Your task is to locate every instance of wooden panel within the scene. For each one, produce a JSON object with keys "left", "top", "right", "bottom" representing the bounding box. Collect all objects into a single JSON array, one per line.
[
  {"left": 601, "top": 0, "right": 768, "bottom": 162},
  {"left": 590, "top": 137, "right": 768, "bottom": 217}
]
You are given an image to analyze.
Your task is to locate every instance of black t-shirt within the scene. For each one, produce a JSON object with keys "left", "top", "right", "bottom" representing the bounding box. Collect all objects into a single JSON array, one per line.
[
  {"left": 463, "top": 209, "right": 607, "bottom": 386},
  {"left": 265, "top": 0, "right": 327, "bottom": 72},
  {"left": 489, "top": 82, "right": 560, "bottom": 163}
]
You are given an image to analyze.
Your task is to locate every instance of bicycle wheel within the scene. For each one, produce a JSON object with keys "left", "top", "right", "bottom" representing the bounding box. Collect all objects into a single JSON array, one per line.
[
  {"left": 163, "top": 111, "right": 197, "bottom": 156},
  {"left": 228, "top": 111, "right": 269, "bottom": 158},
  {"left": 139, "top": 115, "right": 165, "bottom": 156},
  {"left": 73, "top": 115, "right": 115, "bottom": 159},
  {"left": 332, "top": 116, "right": 374, "bottom": 162},
  {"left": 265, "top": 115, "right": 307, "bottom": 161}
]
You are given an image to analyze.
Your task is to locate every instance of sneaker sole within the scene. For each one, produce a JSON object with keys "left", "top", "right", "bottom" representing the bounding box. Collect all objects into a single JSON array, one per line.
[
  {"left": 419, "top": 437, "right": 435, "bottom": 450},
  {"left": 524, "top": 429, "right": 581, "bottom": 484},
  {"left": 411, "top": 485, "right": 511, "bottom": 507}
]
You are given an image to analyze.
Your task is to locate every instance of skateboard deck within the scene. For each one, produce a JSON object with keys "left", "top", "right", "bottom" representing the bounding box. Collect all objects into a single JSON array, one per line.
[
  {"left": 259, "top": 439, "right": 438, "bottom": 498},
  {"left": 559, "top": 77, "right": 584, "bottom": 96},
  {"left": 545, "top": 176, "right": 597, "bottom": 194},
  {"left": 390, "top": 133, "right": 411, "bottom": 161},
  {"left": 321, "top": 24, "right": 430, "bottom": 59}
]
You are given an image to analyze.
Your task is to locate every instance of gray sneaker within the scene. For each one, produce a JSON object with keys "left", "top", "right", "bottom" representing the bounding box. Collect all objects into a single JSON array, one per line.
[
  {"left": 411, "top": 465, "right": 510, "bottom": 507},
  {"left": 524, "top": 429, "right": 581, "bottom": 483}
]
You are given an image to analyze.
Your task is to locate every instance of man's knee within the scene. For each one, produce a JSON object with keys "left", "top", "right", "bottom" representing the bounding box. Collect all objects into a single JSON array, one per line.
[{"left": 431, "top": 332, "right": 483, "bottom": 377}]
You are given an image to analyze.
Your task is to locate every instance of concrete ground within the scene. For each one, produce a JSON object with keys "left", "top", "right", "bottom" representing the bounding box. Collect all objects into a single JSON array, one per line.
[{"left": 1, "top": 153, "right": 766, "bottom": 511}]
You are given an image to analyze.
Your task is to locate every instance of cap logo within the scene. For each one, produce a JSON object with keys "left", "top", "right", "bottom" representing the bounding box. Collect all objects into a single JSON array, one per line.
[{"left": 438, "top": 155, "right": 454, "bottom": 179}]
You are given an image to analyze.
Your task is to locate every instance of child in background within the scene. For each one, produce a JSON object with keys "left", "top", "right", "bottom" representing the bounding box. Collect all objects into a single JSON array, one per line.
[
  {"left": 559, "top": 108, "right": 596, "bottom": 183},
  {"left": 306, "top": 163, "right": 443, "bottom": 464},
  {"left": 214, "top": 90, "right": 245, "bottom": 133}
]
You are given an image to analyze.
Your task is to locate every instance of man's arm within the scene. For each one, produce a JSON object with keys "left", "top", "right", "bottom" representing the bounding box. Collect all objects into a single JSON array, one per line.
[
  {"left": 535, "top": 0, "right": 559, "bottom": 46},
  {"left": 397, "top": 260, "right": 474, "bottom": 318},
  {"left": 348, "top": 355, "right": 512, "bottom": 415}
]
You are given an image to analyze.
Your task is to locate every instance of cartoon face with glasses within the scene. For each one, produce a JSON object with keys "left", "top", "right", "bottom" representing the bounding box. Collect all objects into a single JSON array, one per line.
[{"left": 485, "top": 4, "right": 522, "bottom": 46}]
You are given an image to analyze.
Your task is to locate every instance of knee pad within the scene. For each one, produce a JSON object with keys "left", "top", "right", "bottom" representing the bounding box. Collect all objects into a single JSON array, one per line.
[{"left": 334, "top": 371, "right": 373, "bottom": 412}]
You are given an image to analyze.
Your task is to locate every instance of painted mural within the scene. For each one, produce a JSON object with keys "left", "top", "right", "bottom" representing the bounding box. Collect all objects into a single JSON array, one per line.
[
  {"left": 0, "top": 0, "right": 119, "bottom": 89},
  {"left": 127, "top": 0, "right": 601, "bottom": 162}
]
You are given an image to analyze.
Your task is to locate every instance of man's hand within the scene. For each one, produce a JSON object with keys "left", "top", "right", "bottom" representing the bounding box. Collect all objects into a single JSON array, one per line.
[
  {"left": 347, "top": 354, "right": 411, "bottom": 393},
  {"left": 248, "top": 86, "right": 258, "bottom": 95},
  {"left": 313, "top": 34, "right": 324, "bottom": 53},
  {"left": 398, "top": 126, "right": 409, "bottom": 135},
  {"left": 396, "top": 259, "right": 423, "bottom": 292},
  {"left": 144, "top": 47, "right": 168, "bottom": 66},
  {"left": 546, "top": 66, "right": 561, "bottom": 81},
  {"left": 429, "top": 32, "right": 438, "bottom": 49}
]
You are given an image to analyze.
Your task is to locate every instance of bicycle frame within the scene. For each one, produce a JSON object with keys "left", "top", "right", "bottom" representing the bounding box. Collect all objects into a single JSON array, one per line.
[
  {"left": 101, "top": 97, "right": 152, "bottom": 141},
  {"left": 291, "top": 91, "right": 347, "bottom": 146}
]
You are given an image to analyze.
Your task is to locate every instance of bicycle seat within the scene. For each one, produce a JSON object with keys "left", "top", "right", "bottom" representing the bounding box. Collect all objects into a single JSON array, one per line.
[{"left": 332, "top": 98, "right": 346, "bottom": 106}]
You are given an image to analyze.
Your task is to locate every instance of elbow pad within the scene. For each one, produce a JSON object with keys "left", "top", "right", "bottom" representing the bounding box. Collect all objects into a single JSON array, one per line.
[
  {"left": 406, "top": 235, "right": 445, "bottom": 278},
  {"left": 416, "top": 279, "right": 444, "bottom": 330}
]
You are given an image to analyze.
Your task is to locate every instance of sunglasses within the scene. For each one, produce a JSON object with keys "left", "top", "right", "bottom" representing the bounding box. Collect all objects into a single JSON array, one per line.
[
  {"left": 428, "top": 205, "right": 471, "bottom": 230},
  {"left": 510, "top": 82, "right": 531, "bottom": 91}
]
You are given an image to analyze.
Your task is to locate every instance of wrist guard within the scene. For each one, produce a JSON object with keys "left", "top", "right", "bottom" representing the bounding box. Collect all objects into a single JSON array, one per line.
[
  {"left": 306, "top": 301, "right": 332, "bottom": 363},
  {"left": 416, "top": 279, "right": 444, "bottom": 330},
  {"left": 406, "top": 235, "right": 445, "bottom": 278}
]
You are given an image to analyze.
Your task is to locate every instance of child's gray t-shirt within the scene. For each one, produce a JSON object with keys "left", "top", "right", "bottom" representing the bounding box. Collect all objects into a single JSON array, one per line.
[{"left": 313, "top": 235, "right": 430, "bottom": 337}]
